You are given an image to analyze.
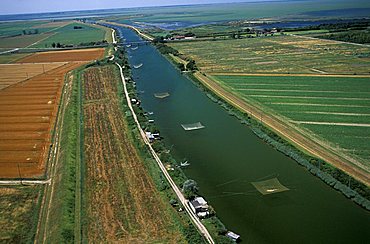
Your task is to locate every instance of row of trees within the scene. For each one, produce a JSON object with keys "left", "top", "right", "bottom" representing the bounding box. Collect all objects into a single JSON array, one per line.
[
  {"left": 22, "top": 29, "right": 39, "bottom": 35},
  {"left": 318, "top": 31, "right": 370, "bottom": 44}
]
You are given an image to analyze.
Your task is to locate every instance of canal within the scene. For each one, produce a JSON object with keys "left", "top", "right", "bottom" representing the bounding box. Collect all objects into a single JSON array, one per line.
[{"left": 116, "top": 26, "right": 370, "bottom": 243}]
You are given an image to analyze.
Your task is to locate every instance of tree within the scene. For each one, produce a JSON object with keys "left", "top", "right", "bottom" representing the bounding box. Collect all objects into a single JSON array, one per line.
[
  {"left": 56, "top": 42, "right": 61, "bottom": 48},
  {"left": 186, "top": 60, "right": 197, "bottom": 71},
  {"left": 22, "top": 30, "right": 26, "bottom": 35},
  {"left": 182, "top": 179, "right": 199, "bottom": 198},
  {"left": 51, "top": 42, "right": 56, "bottom": 48}
]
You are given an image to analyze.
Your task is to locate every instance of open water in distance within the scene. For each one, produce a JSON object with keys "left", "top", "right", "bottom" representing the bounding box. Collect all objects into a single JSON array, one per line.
[{"left": 117, "top": 26, "right": 370, "bottom": 243}]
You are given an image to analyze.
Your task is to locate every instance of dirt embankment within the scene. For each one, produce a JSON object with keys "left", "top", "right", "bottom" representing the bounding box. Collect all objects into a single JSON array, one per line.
[{"left": 195, "top": 72, "right": 370, "bottom": 186}]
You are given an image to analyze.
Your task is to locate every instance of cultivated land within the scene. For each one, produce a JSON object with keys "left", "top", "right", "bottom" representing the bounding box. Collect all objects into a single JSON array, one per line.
[
  {"left": 212, "top": 75, "right": 370, "bottom": 169},
  {"left": 169, "top": 35, "right": 370, "bottom": 185},
  {"left": 31, "top": 22, "right": 106, "bottom": 48},
  {"left": 16, "top": 48, "right": 105, "bottom": 63},
  {"left": 82, "top": 66, "right": 186, "bottom": 242},
  {"left": 169, "top": 35, "right": 370, "bottom": 74},
  {"left": 0, "top": 48, "right": 104, "bottom": 178},
  {"left": 0, "top": 63, "right": 66, "bottom": 90},
  {"left": 0, "top": 20, "right": 72, "bottom": 48}
]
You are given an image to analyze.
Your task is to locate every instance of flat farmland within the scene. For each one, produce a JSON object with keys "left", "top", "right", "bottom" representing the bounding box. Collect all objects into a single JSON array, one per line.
[
  {"left": 169, "top": 35, "right": 370, "bottom": 74},
  {"left": 0, "top": 33, "right": 53, "bottom": 48},
  {"left": 83, "top": 66, "right": 185, "bottom": 242},
  {"left": 16, "top": 48, "right": 104, "bottom": 63},
  {"left": 0, "top": 63, "right": 66, "bottom": 90},
  {"left": 212, "top": 74, "right": 370, "bottom": 172},
  {"left": 31, "top": 22, "right": 106, "bottom": 48},
  {"left": 0, "top": 62, "right": 82, "bottom": 178},
  {"left": 0, "top": 48, "right": 104, "bottom": 178}
]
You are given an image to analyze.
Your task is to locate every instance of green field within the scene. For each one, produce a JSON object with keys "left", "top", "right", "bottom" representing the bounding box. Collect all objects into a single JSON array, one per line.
[
  {"left": 212, "top": 74, "right": 370, "bottom": 166},
  {"left": 0, "top": 186, "right": 41, "bottom": 243},
  {"left": 0, "top": 20, "right": 72, "bottom": 48},
  {"left": 108, "top": 0, "right": 370, "bottom": 24},
  {"left": 169, "top": 35, "right": 370, "bottom": 74},
  {"left": 31, "top": 22, "right": 106, "bottom": 48}
]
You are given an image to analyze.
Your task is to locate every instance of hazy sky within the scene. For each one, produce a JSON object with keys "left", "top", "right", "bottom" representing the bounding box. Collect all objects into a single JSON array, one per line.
[{"left": 0, "top": 0, "right": 273, "bottom": 15}]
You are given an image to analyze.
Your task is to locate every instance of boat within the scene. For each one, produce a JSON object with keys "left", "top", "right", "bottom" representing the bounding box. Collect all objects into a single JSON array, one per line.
[
  {"left": 154, "top": 92, "right": 170, "bottom": 99},
  {"left": 133, "top": 63, "right": 143, "bottom": 69},
  {"left": 131, "top": 46, "right": 138, "bottom": 50},
  {"left": 126, "top": 44, "right": 131, "bottom": 48},
  {"left": 180, "top": 160, "right": 190, "bottom": 167}
]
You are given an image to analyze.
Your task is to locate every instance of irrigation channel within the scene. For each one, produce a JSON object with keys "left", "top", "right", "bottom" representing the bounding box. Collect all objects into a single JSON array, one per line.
[{"left": 115, "top": 26, "right": 370, "bottom": 243}]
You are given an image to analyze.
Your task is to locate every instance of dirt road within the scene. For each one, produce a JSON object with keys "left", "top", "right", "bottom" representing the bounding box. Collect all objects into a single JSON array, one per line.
[{"left": 117, "top": 64, "right": 214, "bottom": 244}]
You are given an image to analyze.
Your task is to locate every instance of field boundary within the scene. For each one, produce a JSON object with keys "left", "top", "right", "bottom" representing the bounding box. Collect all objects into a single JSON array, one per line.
[{"left": 209, "top": 72, "right": 370, "bottom": 78}]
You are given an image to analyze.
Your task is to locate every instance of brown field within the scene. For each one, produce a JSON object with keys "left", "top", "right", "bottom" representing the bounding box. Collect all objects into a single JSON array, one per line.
[
  {"left": 83, "top": 66, "right": 184, "bottom": 242},
  {"left": 0, "top": 63, "right": 66, "bottom": 90},
  {"left": 0, "top": 48, "right": 104, "bottom": 178},
  {"left": 32, "top": 21, "right": 71, "bottom": 29},
  {"left": 16, "top": 48, "right": 105, "bottom": 63}
]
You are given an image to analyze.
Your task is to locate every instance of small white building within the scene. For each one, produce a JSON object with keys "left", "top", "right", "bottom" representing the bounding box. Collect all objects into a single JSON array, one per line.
[{"left": 189, "top": 197, "right": 209, "bottom": 218}]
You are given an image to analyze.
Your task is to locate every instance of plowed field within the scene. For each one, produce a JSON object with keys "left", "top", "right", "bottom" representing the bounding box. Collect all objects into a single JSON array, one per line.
[
  {"left": 0, "top": 48, "right": 104, "bottom": 178},
  {"left": 0, "top": 63, "right": 66, "bottom": 90},
  {"left": 83, "top": 66, "right": 184, "bottom": 242},
  {"left": 16, "top": 48, "right": 104, "bottom": 63}
]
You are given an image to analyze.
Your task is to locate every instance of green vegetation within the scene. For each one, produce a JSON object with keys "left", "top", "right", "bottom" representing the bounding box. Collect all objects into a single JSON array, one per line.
[
  {"left": 212, "top": 75, "right": 370, "bottom": 164},
  {"left": 169, "top": 35, "right": 370, "bottom": 74},
  {"left": 0, "top": 186, "right": 41, "bottom": 243},
  {"left": 32, "top": 22, "right": 106, "bottom": 48},
  {"left": 37, "top": 65, "right": 87, "bottom": 243},
  {"left": 0, "top": 53, "right": 30, "bottom": 64},
  {"left": 317, "top": 30, "right": 370, "bottom": 44},
  {"left": 115, "top": 47, "right": 232, "bottom": 242},
  {"left": 107, "top": 0, "right": 370, "bottom": 24},
  {"left": 184, "top": 72, "right": 370, "bottom": 210}
]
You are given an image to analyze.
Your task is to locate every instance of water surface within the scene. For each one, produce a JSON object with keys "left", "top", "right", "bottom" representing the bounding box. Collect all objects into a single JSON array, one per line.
[{"left": 117, "top": 26, "right": 370, "bottom": 243}]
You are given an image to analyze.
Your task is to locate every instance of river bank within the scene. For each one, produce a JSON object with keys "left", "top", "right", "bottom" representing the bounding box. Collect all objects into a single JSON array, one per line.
[{"left": 111, "top": 24, "right": 370, "bottom": 243}]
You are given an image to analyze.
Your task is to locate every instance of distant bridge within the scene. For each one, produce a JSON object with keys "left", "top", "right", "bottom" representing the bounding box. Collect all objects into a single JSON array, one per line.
[{"left": 118, "top": 40, "right": 151, "bottom": 46}]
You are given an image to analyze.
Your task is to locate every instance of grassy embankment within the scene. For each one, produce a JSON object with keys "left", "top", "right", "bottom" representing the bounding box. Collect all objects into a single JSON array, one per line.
[{"left": 156, "top": 37, "right": 370, "bottom": 210}]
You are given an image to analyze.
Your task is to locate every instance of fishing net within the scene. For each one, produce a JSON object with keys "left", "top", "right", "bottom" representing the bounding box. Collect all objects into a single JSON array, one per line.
[
  {"left": 154, "top": 92, "right": 170, "bottom": 99},
  {"left": 181, "top": 122, "right": 205, "bottom": 131},
  {"left": 251, "top": 178, "right": 289, "bottom": 195}
]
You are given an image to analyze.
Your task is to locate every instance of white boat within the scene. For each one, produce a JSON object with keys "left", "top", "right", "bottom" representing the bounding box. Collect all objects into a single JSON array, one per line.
[
  {"left": 133, "top": 63, "right": 143, "bottom": 69},
  {"left": 180, "top": 160, "right": 190, "bottom": 167},
  {"left": 131, "top": 46, "right": 138, "bottom": 50}
]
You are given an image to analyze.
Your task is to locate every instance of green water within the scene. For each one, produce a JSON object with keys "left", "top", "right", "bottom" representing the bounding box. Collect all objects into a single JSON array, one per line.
[{"left": 117, "top": 26, "right": 370, "bottom": 243}]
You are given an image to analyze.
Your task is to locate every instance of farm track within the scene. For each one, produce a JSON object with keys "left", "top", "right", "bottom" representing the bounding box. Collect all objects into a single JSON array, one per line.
[
  {"left": 82, "top": 66, "right": 183, "bottom": 242},
  {"left": 195, "top": 72, "right": 370, "bottom": 186}
]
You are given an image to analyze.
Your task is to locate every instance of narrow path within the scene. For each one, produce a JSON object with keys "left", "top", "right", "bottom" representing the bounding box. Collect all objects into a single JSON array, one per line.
[{"left": 116, "top": 63, "right": 214, "bottom": 244}]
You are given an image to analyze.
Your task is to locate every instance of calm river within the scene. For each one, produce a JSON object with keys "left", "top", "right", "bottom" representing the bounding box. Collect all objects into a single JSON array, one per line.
[{"left": 116, "top": 26, "right": 370, "bottom": 243}]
